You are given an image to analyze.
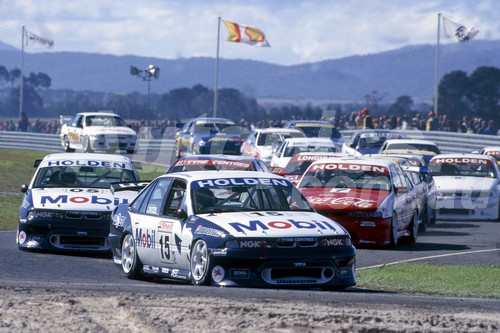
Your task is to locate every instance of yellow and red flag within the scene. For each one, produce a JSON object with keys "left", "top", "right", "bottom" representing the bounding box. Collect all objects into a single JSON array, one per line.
[{"left": 223, "top": 20, "right": 270, "bottom": 47}]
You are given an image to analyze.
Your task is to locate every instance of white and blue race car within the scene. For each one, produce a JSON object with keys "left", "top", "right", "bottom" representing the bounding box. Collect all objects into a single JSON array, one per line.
[
  {"left": 109, "top": 171, "right": 356, "bottom": 289},
  {"left": 17, "top": 153, "right": 142, "bottom": 252}
]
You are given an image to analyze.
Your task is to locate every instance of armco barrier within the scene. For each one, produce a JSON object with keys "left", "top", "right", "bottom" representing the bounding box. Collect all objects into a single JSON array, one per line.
[{"left": 0, "top": 130, "right": 498, "bottom": 166}]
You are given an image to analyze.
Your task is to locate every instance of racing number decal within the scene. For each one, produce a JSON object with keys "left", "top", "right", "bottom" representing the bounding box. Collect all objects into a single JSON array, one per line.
[{"left": 158, "top": 234, "right": 171, "bottom": 261}]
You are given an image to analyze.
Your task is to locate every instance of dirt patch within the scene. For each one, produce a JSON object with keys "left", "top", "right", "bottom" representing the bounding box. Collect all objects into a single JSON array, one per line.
[{"left": 0, "top": 286, "right": 498, "bottom": 332}]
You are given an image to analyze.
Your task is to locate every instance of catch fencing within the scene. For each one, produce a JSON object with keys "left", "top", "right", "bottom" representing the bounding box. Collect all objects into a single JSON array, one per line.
[{"left": 0, "top": 130, "right": 498, "bottom": 167}]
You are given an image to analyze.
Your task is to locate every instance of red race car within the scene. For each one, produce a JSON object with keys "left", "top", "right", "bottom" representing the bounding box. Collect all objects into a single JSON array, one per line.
[
  {"left": 271, "top": 152, "right": 349, "bottom": 185},
  {"left": 298, "top": 158, "right": 419, "bottom": 247}
]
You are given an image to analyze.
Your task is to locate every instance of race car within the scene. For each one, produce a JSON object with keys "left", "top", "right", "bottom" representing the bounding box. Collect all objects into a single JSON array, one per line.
[
  {"left": 479, "top": 147, "right": 500, "bottom": 166},
  {"left": 17, "top": 153, "right": 142, "bottom": 252},
  {"left": 298, "top": 158, "right": 420, "bottom": 247},
  {"left": 270, "top": 138, "right": 338, "bottom": 169},
  {"left": 166, "top": 155, "right": 269, "bottom": 173},
  {"left": 342, "top": 130, "right": 408, "bottom": 156},
  {"left": 284, "top": 120, "right": 343, "bottom": 145},
  {"left": 240, "top": 128, "right": 305, "bottom": 165},
  {"left": 271, "top": 152, "right": 349, "bottom": 186},
  {"left": 428, "top": 154, "right": 500, "bottom": 221},
  {"left": 379, "top": 139, "right": 440, "bottom": 163},
  {"left": 60, "top": 111, "right": 137, "bottom": 154},
  {"left": 176, "top": 117, "right": 244, "bottom": 156},
  {"left": 109, "top": 171, "right": 356, "bottom": 289}
]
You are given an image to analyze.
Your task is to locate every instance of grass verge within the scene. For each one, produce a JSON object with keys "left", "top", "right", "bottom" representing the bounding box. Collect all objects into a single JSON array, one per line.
[
  {"left": 356, "top": 263, "right": 500, "bottom": 298},
  {"left": 0, "top": 193, "right": 23, "bottom": 231}
]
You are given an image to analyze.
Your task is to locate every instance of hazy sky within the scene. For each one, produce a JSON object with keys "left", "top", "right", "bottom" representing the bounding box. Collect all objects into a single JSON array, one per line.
[{"left": 0, "top": 0, "right": 498, "bottom": 65}]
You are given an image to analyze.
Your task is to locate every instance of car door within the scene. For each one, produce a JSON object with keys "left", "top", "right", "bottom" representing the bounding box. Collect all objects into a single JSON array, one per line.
[
  {"left": 241, "top": 132, "right": 255, "bottom": 156},
  {"left": 132, "top": 178, "right": 172, "bottom": 266},
  {"left": 396, "top": 167, "right": 415, "bottom": 229},
  {"left": 390, "top": 166, "right": 409, "bottom": 231},
  {"left": 67, "top": 115, "right": 83, "bottom": 147}
]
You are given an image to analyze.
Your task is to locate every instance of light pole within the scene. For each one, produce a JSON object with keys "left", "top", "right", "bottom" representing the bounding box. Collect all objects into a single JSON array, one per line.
[{"left": 130, "top": 65, "right": 160, "bottom": 125}]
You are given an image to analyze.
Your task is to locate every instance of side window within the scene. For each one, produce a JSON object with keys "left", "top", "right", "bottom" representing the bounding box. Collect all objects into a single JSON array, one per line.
[
  {"left": 187, "top": 123, "right": 196, "bottom": 135},
  {"left": 140, "top": 178, "right": 172, "bottom": 215},
  {"left": 163, "top": 180, "right": 187, "bottom": 216},
  {"left": 69, "top": 115, "right": 81, "bottom": 127},
  {"left": 391, "top": 167, "right": 404, "bottom": 188},
  {"left": 75, "top": 116, "right": 83, "bottom": 128},
  {"left": 246, "top": 133, "right": 255, "bottom": 144},
  {"left": 277, "top": 142, "right": 286, "bottom": 156},
  {"left": 130, "top": 180, "right": 156, "bottom": 213}
]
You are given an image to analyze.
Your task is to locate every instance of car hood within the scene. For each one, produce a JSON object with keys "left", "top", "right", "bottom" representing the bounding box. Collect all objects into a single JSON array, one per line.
[
  {"left": 85, "top": 126, "right": 136, "bottom": 136},
  {"left": 198, "top": 211, "right": 348, "bottom": 238},
  {"left": 358, "top": 146, "right": 382, "bottom": 155},
  {"left": 197, "top": 134, "right": 242, "bottom": 142},
  {"left": 300, "top": 188, "right": 391, "bottom": 211},
  {"left": 31, "top": 187, "right": 134, "bottom": 211},
  {"left": 432, "top": 176, "right": 497, "bottom": 193}
]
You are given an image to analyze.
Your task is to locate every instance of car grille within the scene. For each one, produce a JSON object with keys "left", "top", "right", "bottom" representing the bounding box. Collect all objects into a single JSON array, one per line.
[
  {"left": 64, "top": 212, "right": 108, "bottom": 220},
  {"left": 275, "top": 240, "right": 318, "bottom": 248},
  {"left": 59, "top": 236, "right": 105, "bottom": 246},
  {"left": 271, "top": 268, "right": 323, "bottom": 279}
]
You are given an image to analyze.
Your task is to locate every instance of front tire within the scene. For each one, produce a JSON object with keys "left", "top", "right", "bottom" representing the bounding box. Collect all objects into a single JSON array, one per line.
[
  {"left": 121, "top": 234, "right": 142, "bottom": 279},
  {"left": 62, "top": 135, "right": 75, "bottom": 152},
  {"left": 190, "top": 239, "right": 211, "bottom": 286}
]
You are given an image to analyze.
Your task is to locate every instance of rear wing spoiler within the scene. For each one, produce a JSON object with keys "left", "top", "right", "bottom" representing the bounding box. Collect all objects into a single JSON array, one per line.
[
  {"left": 401, "top": 165, "right": 429, "bottom": 174},
  {"left": 110, "top": 181, "right": 150, "bottom": 194}
]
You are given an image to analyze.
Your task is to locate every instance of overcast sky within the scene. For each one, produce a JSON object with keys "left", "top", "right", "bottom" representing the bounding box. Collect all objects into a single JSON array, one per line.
[{"left": 0, "top": 0, "right": 498, "bottom": 65}]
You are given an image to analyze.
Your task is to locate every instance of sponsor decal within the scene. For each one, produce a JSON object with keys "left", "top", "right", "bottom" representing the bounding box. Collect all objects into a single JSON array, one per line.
[
  {"left": 161, "top": 267, "right": 170, "bottom": 274},
  {"left": 211, "top": 266, "right": 225, "bottom": 283},
  {"left": 295, "top": 155, "right": 336, "bottom": 162},
  {"left": 112, "top": 213, "right": 126, "bottom": 228},
  {"left": 135, "top": 228, "right": 156, "bottom": 249},
  {"left": 239, "top": 240, "right": 270, "bottom": 248},
  {"left": 35, "top": 211, "right": 54, "bottom": 218},
  {"left": 158, "top": 221, "right": 173, "bottom": 232},
  {"left": 210, "top": 249, "right": 228, "bottom": 256},
  {"left": 270, "top": 167, "right": 284, "bottom": 174},
  {"left": 229, "top": 269, "right": 250, "bottom": 279},
  {"left": 294, "top": 262, "right": 306, "bottom": 267},
  {"left": 194, "top": 225, "right": 226, "bottom": 238},
  {"left": 146, "top": 205, "right": 158, "bottom": 215},
  {"left": 208, "top": 137, "right": 240, "bottom": 142},
  {"left": 276, "top": 279, "right": 316, "bottom": 284},
  {"left": 311, "top": 163, "right": 389, "bottom": 174},
  {"left": 40, "top": 195, "right": 128, "bottom": 206},
  {"left": 21, "top": 199, "right": 31, "bottom": 209},
  {"left": 329, "top": 188, "right": 351, "bottom": 193},
  {"left": 322, "top": 238, "right": 346, "bottom": 247},
  {"left": 175, "top": 160, "right": 251, "bottom": 169},
  {"left": 44, "top": 160, "right": 128, "bottom": 169},
  {"left": 295, "top": 123, "right": 332, "bottom": 128},
  {"left": 432, "top": 158, "right": 490, "bottom": 165},
  {"left": 229, "top": 219, "right": 338, "bottom": 233},
  {"left": 18, "top": 231, "right": 27, "bottom": 244},
  {"left": 193, "top": 178, "right": 291, "bottom": 188},
  {"left": 308, "top": 197, "right": 378, "bottom": 209},
  {"left": 484, "top": 151, "right": 500, "bottom": 156}
]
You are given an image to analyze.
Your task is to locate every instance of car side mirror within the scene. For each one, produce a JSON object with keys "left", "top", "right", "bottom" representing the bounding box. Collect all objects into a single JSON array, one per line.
[
  {"left": 176, "top": 209, "right": 188, "bottom": 220},
  {"left": 20, "top": 184, "right": 28, "bottom": 193}
]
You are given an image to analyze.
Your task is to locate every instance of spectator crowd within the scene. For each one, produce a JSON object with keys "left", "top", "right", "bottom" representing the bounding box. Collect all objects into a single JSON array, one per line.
[{"left": 1, "top": 110, "right": 498, "bottom": 137}]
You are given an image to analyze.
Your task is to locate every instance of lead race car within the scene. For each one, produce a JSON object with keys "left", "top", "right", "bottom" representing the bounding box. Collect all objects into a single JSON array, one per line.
[
  {"left": 109, "top": 171, "right": 356, "bottom": 289},
  {"left": 17, "top": 153, "right": 142, "bottom": 251}
]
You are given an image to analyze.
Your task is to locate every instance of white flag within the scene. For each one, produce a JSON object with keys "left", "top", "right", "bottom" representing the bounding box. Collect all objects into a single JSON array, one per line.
[
  {"left": 25, "top": 30, "right": 54, "bottom": 48},
  {"left": 442, "top": 16, "right": 479, "bottom": 42}
]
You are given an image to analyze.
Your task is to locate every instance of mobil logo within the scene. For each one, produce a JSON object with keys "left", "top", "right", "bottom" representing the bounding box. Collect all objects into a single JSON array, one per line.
[
  {"left": 135, "top": 228, "right": 156, "bottom": 249},
  {"left": 228, "top": 219, "right": 338, "bottom": 233},
  {"left": 40, "top": 195, "right": 128, "bottom": 206}
]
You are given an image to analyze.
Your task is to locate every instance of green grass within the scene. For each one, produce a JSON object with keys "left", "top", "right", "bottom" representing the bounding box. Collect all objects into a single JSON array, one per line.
[
  {"left": 0, "top": 149, "right": 165, "bottom": 230},
  {"left": 357, "top": 263, "right": 500, "bottom": 298}
]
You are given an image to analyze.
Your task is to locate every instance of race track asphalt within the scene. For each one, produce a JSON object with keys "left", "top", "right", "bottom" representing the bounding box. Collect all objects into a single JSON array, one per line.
[{"left": 0, "top": 220, "right": 498, "bottom": 311}]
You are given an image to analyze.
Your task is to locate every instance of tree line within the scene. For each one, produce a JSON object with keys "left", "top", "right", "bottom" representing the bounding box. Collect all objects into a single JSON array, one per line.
[{"left": 0, "top": 64, "right": 498, "bottom": 123}]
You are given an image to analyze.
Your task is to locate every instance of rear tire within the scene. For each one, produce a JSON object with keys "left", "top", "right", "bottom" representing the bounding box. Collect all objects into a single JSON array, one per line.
[
  {"left": 121, "top": 234, "right": 142, "bottom": 279},
  {"left": 405, "top": 212, "right": 419, "bottom": 244},
  {"left": 419, "top": 205, "right": 428, "bottom": 232},
  {"left": 429, "top": 207, "right": 436, "bottom": 225},
  {"left": 83, "top": 136, "right": 93, "bottom": 153}
]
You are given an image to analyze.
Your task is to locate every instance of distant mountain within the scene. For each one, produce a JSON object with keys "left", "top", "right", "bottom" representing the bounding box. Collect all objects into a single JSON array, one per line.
[
  {"left": 0, "top": 41, "right": 17, "bottom": 52},
  {"left": 0, "top": 40, "right": 499, "bottom": 102}
]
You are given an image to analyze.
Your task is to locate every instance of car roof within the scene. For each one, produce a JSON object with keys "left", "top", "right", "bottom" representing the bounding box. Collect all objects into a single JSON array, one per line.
[
  {"left": 283, "top": 137, "right": 335, "bottom": 145},
  {"left": 287, "top": 120, "right": 332, "bottom": 125},
  {"left": 157, "top": 170, "right": 284, "bottom": 182},
  {"left": 41, "top": 153, "right": 132, "bottom": 163},
  {"left": 482, "top": 146, "right": 500, "bottom": 152},
  {"left": 178, "top": 154, "right": 260, "bottom": 162},
  {"left": 192, "top": 117, "right": 235, "bottom": 124},
  {"left": 309, "top": 157, "right": 395, "bottom": 168},
  {"left": 254, "top": 128, "right": 303, "bottom": 134},
  {"left": 76, "top": 112, "right": 118, "bottom": 117},
  {"left": 384, "top": 139, "right": 437, "bottom": 146}
]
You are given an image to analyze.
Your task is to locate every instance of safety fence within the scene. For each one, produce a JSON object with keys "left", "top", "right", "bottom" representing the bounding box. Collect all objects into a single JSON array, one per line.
[{"left": 1, "top": 130, "right": 499, "bottom": 166}]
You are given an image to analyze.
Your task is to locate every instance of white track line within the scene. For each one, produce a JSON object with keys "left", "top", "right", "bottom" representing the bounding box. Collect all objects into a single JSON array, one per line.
[{"left": 357, "top": 248, "right": 500, "bottom": 270}]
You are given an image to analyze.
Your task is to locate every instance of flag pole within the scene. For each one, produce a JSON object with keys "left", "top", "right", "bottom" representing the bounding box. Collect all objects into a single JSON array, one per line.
[
  {"left": 433, "top": 13, "right": 441, "bottom": 116},
  {"left": 19, "top": 26, "right": 25, "bottom": 119},
  {"left": 213, "top": 17, "right": 221, "bottom": 118}
]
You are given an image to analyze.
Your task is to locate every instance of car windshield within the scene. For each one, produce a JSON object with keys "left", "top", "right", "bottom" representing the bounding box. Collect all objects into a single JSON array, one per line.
[
  {"left": 257, "top": 132, "right": 302, "bottom": 146},
  {"left": 169, "top": 160, "right": 254, "bottom": 172},
  {"left": 191, "top": 177, "right": 313, "bottom": 214},
  {"left": 300, "top": 165, "right": 391, "bottom": 190},
  {"left": 429, "top": 161, "right": 496, "bottom": 178},
  {"left": 33, "top": 165, "right": 137, "bottom": 188},
  {"left": 85, "top": 115, "right": 127, "bottom": 127},
  {"left": 359, "top": 133, "right": 401, "bottom": 148},
  {"left": 194, "top": 122, "right": 234, "bottom": 134},
  {"left": 298, "top": 126, "right": 341, "bottom": 139},
  {"left": 284, "top": 156, "right": 335, "bottom": 175},
  {"left": 386, "top": 143, "right": 440, "bottom": 154},
  {"left": 284, "top": 144, "right": 336, "bottom": 157}
]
